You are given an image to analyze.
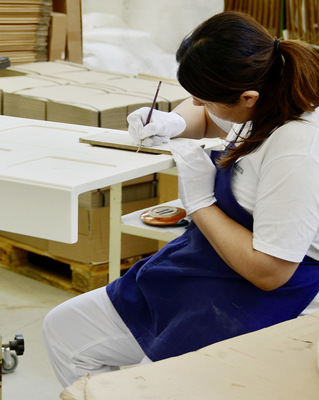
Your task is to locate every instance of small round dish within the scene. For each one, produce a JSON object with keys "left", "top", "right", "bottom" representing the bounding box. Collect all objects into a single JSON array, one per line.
[{"left": 140, "top": 206, "right": 187, "bottom": 226}]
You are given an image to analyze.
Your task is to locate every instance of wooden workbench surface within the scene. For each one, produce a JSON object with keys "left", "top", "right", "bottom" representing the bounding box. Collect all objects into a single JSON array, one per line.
[{"left": 61, "top": 310, "right": 319, "bottom": 400}]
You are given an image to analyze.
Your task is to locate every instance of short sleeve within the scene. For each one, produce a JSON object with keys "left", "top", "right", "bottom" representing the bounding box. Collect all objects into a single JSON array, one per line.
[{"left": 252, "top": 154, "right": 319, "bottom": 262}]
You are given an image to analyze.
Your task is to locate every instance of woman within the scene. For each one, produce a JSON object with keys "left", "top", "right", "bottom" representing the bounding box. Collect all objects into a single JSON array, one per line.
[{"left": 43, "top": 11, "right": 319, "bottom": 387}]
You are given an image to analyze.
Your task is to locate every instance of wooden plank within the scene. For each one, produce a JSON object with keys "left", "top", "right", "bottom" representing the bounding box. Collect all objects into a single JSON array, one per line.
[
  {"left": 0, "top": 235, "right": 146, "bottom": 293},
  {"left": 79, "top": 136, "right": 172, "bottom": 155},
  {"left": 79, "top": 132, "right": 219, "bottom": 156},
  {"left": 308, "top": 0, "right": 316, "bottom": 44},
  {"left": 285, "top": 0, "right": 292, "bottom": 38},
  {"left": 297, "top": 0, "right": 303, "bottom": 39}
]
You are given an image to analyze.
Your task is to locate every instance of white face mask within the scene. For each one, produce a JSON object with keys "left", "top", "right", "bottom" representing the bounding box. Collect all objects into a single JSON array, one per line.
[{"left": 206, "top": 109, "right": 233, "bottom": 133}]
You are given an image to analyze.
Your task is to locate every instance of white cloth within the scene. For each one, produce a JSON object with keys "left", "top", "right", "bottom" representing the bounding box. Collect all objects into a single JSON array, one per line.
[
  {"left": 227, "top": 109, "right": 319, "bottom": 263},
  {"left": 168, "top": 138, "right": 217, "bottom": 215},
  {"left": 42, "top": 288, "right": 151, "bottom": 388}
]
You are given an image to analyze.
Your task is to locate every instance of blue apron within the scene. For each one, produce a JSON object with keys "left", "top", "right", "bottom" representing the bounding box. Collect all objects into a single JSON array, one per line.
[{"left": 107, "top": 150, "right": 319, "bottom": 361}]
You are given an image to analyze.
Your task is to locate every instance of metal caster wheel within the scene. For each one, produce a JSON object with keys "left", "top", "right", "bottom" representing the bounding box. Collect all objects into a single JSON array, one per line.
[
  {"left": 1, "top": 334, "right": 24, "bottom": 374},
  {"left": 2, "top": 350, "right": 18, "bottom": 374}
]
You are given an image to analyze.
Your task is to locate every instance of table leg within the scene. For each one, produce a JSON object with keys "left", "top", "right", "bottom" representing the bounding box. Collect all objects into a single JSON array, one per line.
[
  {"left": 109, "top": 183, "right": 122, "bottom": 283},
  {"left": 0, "top": 335, "right": 2, "bottom": 400}
]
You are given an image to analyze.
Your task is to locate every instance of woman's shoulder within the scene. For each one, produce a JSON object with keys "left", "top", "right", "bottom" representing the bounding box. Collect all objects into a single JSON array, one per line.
[{"left": 262, "top": 108, "right": 319, "bottom": 160}]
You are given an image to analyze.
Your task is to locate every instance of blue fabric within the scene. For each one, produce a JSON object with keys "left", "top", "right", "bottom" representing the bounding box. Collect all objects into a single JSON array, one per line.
[{"left": 107, "top": 150, "right": 319, "bottom": 361}]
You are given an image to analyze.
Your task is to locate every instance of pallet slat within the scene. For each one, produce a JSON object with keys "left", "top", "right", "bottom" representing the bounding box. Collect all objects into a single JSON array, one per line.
[{"left": 0, "top": 236, "right": 145, "bottom": 293}]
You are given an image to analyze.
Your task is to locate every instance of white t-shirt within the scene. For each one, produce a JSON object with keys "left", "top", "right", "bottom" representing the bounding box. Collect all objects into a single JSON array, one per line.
[
  {"left": 210, "top": 110, "right": 319, "bottom": 262},
  {"left": 210, "top": 110, "right": 319, "bottom": 313}
]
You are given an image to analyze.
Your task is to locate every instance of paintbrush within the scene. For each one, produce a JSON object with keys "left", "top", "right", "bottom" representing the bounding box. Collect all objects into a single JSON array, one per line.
[
  {"left": 145, "top": 80, "right": 162, "bottom": 124},
  {"left": 137, "top": 80, "right": 162, "bottom": 152}
]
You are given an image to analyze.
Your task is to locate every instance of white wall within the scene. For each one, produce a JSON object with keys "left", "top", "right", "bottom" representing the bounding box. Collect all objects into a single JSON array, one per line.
[
  {"left": 81, "top": 0, "right": 224, "bottom": 53},
  {"left": 81, "top": 0, "right": 125, "bottom": 18}
]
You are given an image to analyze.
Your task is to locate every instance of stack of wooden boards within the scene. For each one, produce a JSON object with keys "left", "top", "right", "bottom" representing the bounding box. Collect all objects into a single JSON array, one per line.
[
  {"left": 0, "top": 0, "right": 53, "bottom": 64},
  {"left": 225, "top": 0, "right": 319, "bottom": 46},
  {"left": 0, "top": 0, "right": 82, "bottom": 65},
  {"left": 224, "top": 0, "right": 282, "bottom": 37},
  {"left": 285, "top": 0, "right": 319, "bottom": 44}
]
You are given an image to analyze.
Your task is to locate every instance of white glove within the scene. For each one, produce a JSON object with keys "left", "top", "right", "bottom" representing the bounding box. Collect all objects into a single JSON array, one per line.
[
  {"left": 168, "top": 138, "right": 217, "bottom": 215},
  {"left": 127, "top": 107, "right": 186, "bottom": 147}
]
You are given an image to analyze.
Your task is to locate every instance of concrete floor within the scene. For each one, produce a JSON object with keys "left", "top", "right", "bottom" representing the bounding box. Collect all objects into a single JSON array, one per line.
[
  {"left": 3, "top": 261, "right": 318, "bottom": 400},
  {"left": 0, "top": 267, "right": 75, "bottom": 400}
]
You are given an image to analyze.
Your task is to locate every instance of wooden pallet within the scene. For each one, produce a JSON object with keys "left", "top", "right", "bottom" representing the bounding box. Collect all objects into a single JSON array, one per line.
[{"left": 0, "top": 236, "right": 145, "bottom": 293}]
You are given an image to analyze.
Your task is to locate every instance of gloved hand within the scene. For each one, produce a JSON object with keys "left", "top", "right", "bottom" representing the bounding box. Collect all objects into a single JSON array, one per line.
[
  {"left": 168, "top": 138, "right": 217, "bottom": 215},
  {"left": 127, "top": 107, "right": 186, "bottom": 147}
]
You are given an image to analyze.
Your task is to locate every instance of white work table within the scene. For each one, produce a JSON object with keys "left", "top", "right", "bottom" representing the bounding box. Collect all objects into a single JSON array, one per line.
[{"left": 0, "top": 115, "right": 222, "bottom": 281}]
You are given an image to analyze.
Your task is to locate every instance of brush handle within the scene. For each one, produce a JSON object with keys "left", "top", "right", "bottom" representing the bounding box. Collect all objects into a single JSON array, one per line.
[{"left": 145, "top": 81, "right": 162, "bottom": 125}]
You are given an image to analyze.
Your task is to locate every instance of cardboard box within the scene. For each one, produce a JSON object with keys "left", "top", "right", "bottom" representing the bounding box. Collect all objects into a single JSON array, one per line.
[
  {"left": 5, "top": 61, "right": 88, "bottom": 75},
  {"left": 158, "top": 173, "right": 178, "bottom": 203},
  {"left": 3, "top": 84, "right": 102, "bottom": 123},
  {"left": 2, "top": 83, "right": 154, "bottom": 128},
  {"left": 93, "top": 92, "right": 153, "bottom": 129},
  {"left": 0, "top": 61, "right": 87, "bottom": 78},
  {"left": 78, "top": 174, "right": 157, "bottom": 209},
  {"left": 44, "top": 69, "right": 134, "bottom": 83},
  {"left": 48, "top": 12, "right": 67, "bottom": 61},
  {"left": 53, "top": 0, "right": 82, "bottom": 63},
  {"left": 0, "top": 74, "right": 68, "bottom": 116},
  {"left": 0, "top": 231, "right": 49, "bottom": 252},
  {"left": 0, "top": 75, "right": 67, "bottom": 93},
  {"left": 96, "top": 77, "right": 190, "bottom": 112},
  {"left": 65, "top": 0, "right": 82, "bottom": 63},
  {"left": 0, "top": 178, "right": 159, "bottom": 265},
  {"left": 46, "top": 91, "right": 153, "bottom": 129},
  {"left": 3, "top": 92, "right": 46, "bottom": 120},
  {"left": 49, "top": 197, "right": 159, "bottom": 264},
  {"left": 0, "top": 62, "right": 189, "bottom": 126}
]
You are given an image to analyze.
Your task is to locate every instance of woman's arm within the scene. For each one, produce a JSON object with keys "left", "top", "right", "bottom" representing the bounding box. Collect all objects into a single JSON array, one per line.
[
  {"left": 173, "top": 98, "right": 227, "bottom": 139},
  {"left": 168, "top": 138, "right": 300, "bottom": 291},
  {"left": 191, "top": 205, "right": 299, "bottom": 291}
]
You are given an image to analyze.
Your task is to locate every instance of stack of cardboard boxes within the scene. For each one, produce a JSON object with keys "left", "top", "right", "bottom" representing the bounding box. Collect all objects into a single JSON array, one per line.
[{"left": 0, "top": 61, "right": 188, "bottom": 129}]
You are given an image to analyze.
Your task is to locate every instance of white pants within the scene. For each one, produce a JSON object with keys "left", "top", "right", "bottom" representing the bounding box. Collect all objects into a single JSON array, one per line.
[{"left": 42, "top": 287, "right": 151, "bottom": 388}]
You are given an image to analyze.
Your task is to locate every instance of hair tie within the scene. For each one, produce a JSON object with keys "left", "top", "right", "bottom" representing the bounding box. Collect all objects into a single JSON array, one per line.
[{"left": 274, "top": 37, "right": 280, "bottom": 52}]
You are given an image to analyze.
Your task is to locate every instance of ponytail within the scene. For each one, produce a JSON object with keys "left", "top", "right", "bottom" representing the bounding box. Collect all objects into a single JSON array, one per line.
[{"left": 279, "top": 40, "right": 319, "bottom": 114}]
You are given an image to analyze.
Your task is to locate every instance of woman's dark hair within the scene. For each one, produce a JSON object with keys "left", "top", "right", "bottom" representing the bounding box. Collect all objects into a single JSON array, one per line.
[{"left": 176, "top": 11, "right": 319, "bottom": 167}]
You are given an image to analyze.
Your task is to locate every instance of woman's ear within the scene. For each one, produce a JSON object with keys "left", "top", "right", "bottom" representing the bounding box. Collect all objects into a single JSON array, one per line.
[{"left": 240, "top": 91, "right": 259, "bottom": 108}]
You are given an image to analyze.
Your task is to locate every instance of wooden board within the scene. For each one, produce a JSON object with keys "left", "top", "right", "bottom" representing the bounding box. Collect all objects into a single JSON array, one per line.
[
  {"left": 80, "top": 138, "right": 169, "bottom": 154},
  {"left": 61, "top": 311, "right": 319, "bottom": 400},
  {"left": 0, "top": 234, "right": 146, "bottom": 293},
  {"left": 79, "top": 131, "right": 223, "bottom": 155}
]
